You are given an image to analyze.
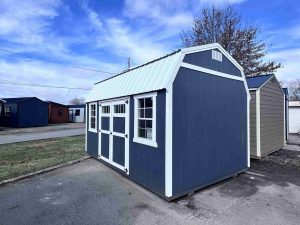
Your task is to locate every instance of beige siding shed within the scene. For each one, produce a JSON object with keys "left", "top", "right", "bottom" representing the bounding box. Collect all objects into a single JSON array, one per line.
[{"left": 247, "top": 74, "right": 285, "bottom": 158}]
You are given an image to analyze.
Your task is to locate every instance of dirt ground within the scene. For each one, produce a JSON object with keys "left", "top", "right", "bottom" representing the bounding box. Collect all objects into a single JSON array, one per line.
[{"left": 0, "top": 123, "right": 85, "bottom": 135}]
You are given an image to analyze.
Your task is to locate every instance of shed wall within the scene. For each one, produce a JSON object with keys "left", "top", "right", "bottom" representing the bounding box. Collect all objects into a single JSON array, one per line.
[
  {"left": 172, "top": 67, "right": 248, "bottom": 195},
  {"left": 1, "top": 103, "right": 18, "bottom": 127},
  {"left": 183, "top": 49, "right": 242, "bottom": 77},
  {"left": 259, "top": 78, "right": 284, "bottom": 156},
  {"left": 289, "top": 107, "right": 300, "bottom": 133},
  {"left": 48, "top": 104, "right": 69, "bottom": 124},
  {"left": 86, "top": 90, "right": 166, "bottom": 196},
  {"left": 18, "top": 99, "right": 48, "bottom": 127},
  {"left": 249, "top": 91, "right": 257, "bottom": 156}
]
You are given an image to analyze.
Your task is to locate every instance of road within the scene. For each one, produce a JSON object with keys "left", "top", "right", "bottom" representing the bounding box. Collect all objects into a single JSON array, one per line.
[{"left": 0, "top": 129, "right": 85, "bottom": 144}]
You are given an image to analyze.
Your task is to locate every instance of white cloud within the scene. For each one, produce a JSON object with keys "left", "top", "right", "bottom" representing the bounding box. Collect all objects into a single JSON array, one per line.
[{"left": 267, "top": 48, "right": 300, "bottom": 82}]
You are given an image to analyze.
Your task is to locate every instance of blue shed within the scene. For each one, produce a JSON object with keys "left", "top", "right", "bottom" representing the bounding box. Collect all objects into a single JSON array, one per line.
[
  {"left": 85, "top": 43, "right": 250, "bottom": 200},
  {"left": 1, "top": 97, "right": 48, "bottom": 128}
]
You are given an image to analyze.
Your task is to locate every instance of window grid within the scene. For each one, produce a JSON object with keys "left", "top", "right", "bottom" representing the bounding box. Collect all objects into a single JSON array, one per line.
[
  {"left": 137, "top": 97, "right": 153, "bottom": 140},
  {"left": 114, "top": 104, "right": 125, "bottom": 114},
  {"left": 102, "top": 105, "right": 110, "bottom": 114},
  {"left": 90, "top": 104, "right": 96, "bottom": 130},
  {"left": 4, "top": 106, "right": 11, "bottom": 116}
]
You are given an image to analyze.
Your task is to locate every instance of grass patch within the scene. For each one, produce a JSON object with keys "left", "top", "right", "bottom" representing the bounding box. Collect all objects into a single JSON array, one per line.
[{"left": 0, "top": 135, "right": 86, "bottom": 182}]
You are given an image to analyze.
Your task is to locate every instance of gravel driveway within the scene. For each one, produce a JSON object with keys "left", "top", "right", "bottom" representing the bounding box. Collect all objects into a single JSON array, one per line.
[{"left": 0, "top": 150, "right": 299, "bottom": 225}]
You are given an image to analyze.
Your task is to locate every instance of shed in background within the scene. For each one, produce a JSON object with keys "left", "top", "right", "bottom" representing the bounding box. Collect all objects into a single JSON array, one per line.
[
  {"left": 289, "top": 101, "right": 300, "bottom": 133},
  {"left": 46, "top": 101, "right": 69, "bottom": 124},
  {"left": 0, "top": 99, "right": 6, "bottom": 126},
  {"left": 69, "top": 105, "right": 85, "bottom": 123},
  {"left": 1, "top": 97, "right": 48, "bottom": 128},
  {"left": 247, "top": 74, "right": 285, "bottom": 158},
  {"left": 283, "top": 88, "right": 289, "bottom": 141}
]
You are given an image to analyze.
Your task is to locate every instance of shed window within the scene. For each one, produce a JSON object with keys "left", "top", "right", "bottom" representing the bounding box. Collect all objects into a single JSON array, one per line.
[
  {"left": 102, "top": 106, "right": 110, "bottom": 114},
  {"left": 133, "top": 93, "right": 157, "bottom": 147},
  {"left": 58, "top": 109, "right": 63, "bottom": 116},
  {"left": 4, "top": 106, "right": 11, "bottom": 116},
  {"left": 89, "top": 103, "right": 97, "bottom": 132},
  {"left": 114, "top": 104, "right": 125, "bottom": 114},
  {"left": 75, "top": 109, "right": 80, "bottom": 116}
]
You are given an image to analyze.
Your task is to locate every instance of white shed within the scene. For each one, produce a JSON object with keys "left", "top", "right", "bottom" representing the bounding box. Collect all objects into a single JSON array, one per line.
[
  {"left": 69, "top": 105, "right": 85, "bottom": 123},
  {"left": 289, "top": 101, "right": 300, "bottom": 133}
]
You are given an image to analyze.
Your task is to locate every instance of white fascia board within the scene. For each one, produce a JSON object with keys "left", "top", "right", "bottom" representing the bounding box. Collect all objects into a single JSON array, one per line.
[
  {"left": 256, "top": 89, "right": 261, "bottom": 157},
  {"left": 181, "top": 62, "right": 244, "bottom": 81},
  {"left": 181, "top": 43, "right": 244, "bottom": 72}
]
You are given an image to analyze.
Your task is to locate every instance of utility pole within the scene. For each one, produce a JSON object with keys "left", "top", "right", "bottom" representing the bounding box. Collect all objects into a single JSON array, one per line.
[{"left": 127, "top": 57, "right": 131, "bottom": 69}]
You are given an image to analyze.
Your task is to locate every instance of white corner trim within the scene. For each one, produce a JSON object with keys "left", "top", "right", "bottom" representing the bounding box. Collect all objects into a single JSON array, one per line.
[
  {"left": 133, "top": 92, "right": 157, "bottom": 148},
  {"left": 165, "top": 86, "right": 173, "bottom": 197},
  {"left": 181, "top": 62, "right": 244, "bottom": 81},
  {"left": 85, "top": 104, "right": 87, "bottom": 152},
  {"left": 256, "top": 89, "right": 261, "bottom": 157}
]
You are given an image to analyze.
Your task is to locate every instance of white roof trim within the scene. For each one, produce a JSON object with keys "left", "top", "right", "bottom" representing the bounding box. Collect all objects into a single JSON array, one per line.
[{"left": 257, "top": 74, "right": 284, "bottom": 95}]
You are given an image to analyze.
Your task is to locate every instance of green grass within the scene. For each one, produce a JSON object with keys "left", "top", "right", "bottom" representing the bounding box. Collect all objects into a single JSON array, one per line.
[{"left": 0, "top": 135, "right": 86, "bottom": 182}]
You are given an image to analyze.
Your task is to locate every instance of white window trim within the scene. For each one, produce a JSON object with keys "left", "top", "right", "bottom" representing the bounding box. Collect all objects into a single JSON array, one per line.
[
  {"left": 133, "top": 92, "right": 158, "bottom": 148},
  {"left": 4, "top": 106, "right": 11, "bottom": 116},
  {"left": 88, "top": 102, "right": 97, "bottom": 133}
]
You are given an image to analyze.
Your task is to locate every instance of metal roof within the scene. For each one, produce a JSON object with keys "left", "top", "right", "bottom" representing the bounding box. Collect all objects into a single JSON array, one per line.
[
  {"left": 246, "top": 74, "right": 274, "bottom": 89},
  {"left": 1, "top": 97, "right": 34, "bottom": 104},
  {"left": 282, "top": 88, "right": 289, "bottom": 99},
  {"left": 86, "top": 50, "right": 182, "bottom": 102},
  {"left": 69, "top": 104, "right": 86, "bottom": 108},
  {"left": 86, "top": 43, "right": 246, "bottom": 102},
  {"left": 289, "top": 101, "right": 300, "bottom": 107}
]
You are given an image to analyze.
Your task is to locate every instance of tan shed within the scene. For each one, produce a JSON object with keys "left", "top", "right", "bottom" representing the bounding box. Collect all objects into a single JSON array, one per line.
[{"left": 246, "top": 74, "right": 285, "bottom": 158}]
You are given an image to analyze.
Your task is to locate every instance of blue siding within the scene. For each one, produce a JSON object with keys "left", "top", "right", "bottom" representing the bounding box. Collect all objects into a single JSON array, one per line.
[
  {"left": 2, "top": 103, "right": 18, "bottom": 127},
  {"left": 18, "top": 98, "right": 48, "bottom": 127},
  {"left": 101, "top": 117, "right": 110, "bottom": 130},
  {"left": 113, "top": 117, "right": 125, "bottom": 133},
  {"left": 86, "top": 104, "right": 99, "bottom": 158},
  {"left": 101, "top": 133, "right": 110, "bottom": 158},
  {"left": 183, "top": 49, "right": 242, "bottom": 77},
  {"left": 113, "top": 136, "right": 125, "bottom": 166},
  {"left": 86, "top": 91, "right": 166, "bottom": 196},
  {"left": 129, "top": 91, "right": 166, "bottom": 195},
  {"left": 172, "top": 67, "right": 248, "bottom": 195}
]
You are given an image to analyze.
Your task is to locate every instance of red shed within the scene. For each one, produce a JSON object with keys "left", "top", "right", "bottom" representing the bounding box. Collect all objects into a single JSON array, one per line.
[{"left": 46, "top": 101, "right": 69, "bottom": 124}]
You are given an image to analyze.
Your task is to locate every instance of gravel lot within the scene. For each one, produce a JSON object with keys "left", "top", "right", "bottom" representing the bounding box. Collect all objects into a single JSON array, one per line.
[{"left": 0, "top": 139, "right": 299, "bottom": 225}]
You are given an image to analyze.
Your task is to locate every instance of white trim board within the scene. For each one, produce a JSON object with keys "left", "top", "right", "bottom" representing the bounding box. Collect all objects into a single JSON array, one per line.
[
  {"left": 256, "top": 89, "right": 261, "bottom": 157},
  {"left": 180, "top": 62, "right": 244, "bottom": 81}
]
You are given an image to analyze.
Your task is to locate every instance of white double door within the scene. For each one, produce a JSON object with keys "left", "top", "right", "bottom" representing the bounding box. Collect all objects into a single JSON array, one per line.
[{"left": 98, "top": 98, "right": 129, "bottom": 174}]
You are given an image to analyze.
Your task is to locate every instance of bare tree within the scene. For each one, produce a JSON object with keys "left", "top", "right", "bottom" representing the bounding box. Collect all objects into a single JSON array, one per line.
[
  {"left": 181, "top": 6, "right": 281, "bottom": 76},
  {"left": 69, "top": 97, "right": 85, "bottom": 105},
  {"left": 282, "top": 79, "right": 300, "bottom": 101}
]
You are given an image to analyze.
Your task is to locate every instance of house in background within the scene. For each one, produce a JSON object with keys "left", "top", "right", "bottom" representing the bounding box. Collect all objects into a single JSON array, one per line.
[
  {"left": 246, "top": 74, "right": 285, "bottom": 159},
  {"left": 46, "top": 101, "right": 69, "bottom": 124},
  {"left": 69, "top": 105, "right": 85, "bottom": 123},
  {"left": 85, "top": 43, "right": 250, "bottom": 200},
  {"left": 1, "top": 97, "right": 48, "bottom": 128},
  {"left": 289, "top": 101, "right": 300, "bottom": 133}
]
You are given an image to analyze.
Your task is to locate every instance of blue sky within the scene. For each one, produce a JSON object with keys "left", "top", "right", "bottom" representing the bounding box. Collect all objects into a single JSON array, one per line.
[{"left": 0, "top": 0, "right": 299, "bottom": 104}]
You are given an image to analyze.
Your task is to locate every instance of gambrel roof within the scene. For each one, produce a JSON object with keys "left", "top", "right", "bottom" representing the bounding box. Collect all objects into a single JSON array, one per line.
[{"left": 86, "top": 43, "right": 245, "bottom": 102}]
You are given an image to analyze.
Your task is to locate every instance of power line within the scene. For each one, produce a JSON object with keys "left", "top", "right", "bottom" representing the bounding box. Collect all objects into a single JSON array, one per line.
[
  {"left": 0, "top": 48, "right": 116, "bottom": 74},
  {"left": 0, "top": 78, "right": 91, "bottom": 90}
]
